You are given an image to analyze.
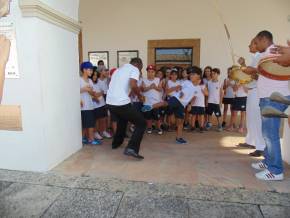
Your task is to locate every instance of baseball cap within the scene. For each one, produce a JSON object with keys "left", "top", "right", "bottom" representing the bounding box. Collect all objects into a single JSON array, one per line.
[
  {"left": 110, "top": 68, "right": 117, "bottom": 76},
  {"left": 146, "top": 64, "right": 156, "bottom": 71},
  {"left": 80, "top": 61, "right": 93, "bottom": 71}
]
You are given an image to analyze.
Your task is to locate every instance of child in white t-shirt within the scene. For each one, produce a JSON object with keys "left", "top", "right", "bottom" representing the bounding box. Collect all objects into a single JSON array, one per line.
[
  {"left": 80, "top": 62, "right": 101, "bottom": 145},
  {"left": 97, "top": 66, "right": 109, "bottom": 98},
  {"left": 142, "top": 65, "right": 163, "bottom": 135},
  {"left": 180, "top": 68, "right": 191, "bottom": 130},
  {"left": 231, "top": 82, "right": 248, "bottom": 133},
  {"left": 188, "top": 69, "right": 208, "bottom": 133},
  {"left": 202, "top": 66, "right": 212, "bottom": 125},
  {"left": 166, "top": 69, "right": 181, "bottom": 97},
  {"left": 91, "top": 71, "right": 112, "bottom": 140},
  {"left": 206, "top": 68, "right": 223, "bottom": 131},
  {"left": 222, "top": 67, "right": 235, "bottom": 128}
]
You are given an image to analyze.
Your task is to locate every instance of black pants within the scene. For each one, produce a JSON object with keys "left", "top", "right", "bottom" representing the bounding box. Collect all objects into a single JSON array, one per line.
[{"left": 108, "top": 103, "right": 146, "bottom": 153}]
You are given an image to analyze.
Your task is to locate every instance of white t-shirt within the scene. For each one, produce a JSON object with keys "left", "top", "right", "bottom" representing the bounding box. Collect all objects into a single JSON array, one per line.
[
  {"left": 97, "top": 78, "right": 109, "bottom": 94},
  {"left": 224, "top": 79, "right": 235, "bottom": 98},
  {"left": 92, "top": 83, "right": 106, "bottom": 108},
  {"left": 80, "top": 77, "right": 95, "bottom": 111},
  {"left": 207, "top": 80, "right": 222, "bottom": 104},
  {"left": 130, "top": 78, "right": 143, "bottom": 103},
  {"left": 246, "top": 52, "right": 260, "bottom": 89},
  {"left": 192, "top": 84, "right": 206, "bottom": 107},
  {"left": 167, "top": 80, "right": 181, "bottom": 96},
  {"left": 173, "top": 80, "right": 195, "bottom": 107},
  {"left": 143, "top": 78, "right": 162, "bottom": 106},
  {"left": 106, "top": 64, "right": 140, "bottom": 106},
  {"left": 203, "top": 78, "right": 211, "bottom": 86},
  {"left": 235, "top": 84, "right": 247, "bottom": 97},
  {"left": 257, "top": 45, "right": 290, "bottom": 98}
]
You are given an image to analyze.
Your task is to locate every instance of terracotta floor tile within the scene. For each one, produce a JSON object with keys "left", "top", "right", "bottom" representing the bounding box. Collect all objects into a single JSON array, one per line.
[{"left": 52, "top": 131, "right": 290, "bottom": 192}]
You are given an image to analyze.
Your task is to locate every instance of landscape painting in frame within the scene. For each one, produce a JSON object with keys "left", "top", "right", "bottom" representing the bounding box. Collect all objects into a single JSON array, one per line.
[{"left": 155, "top": 48, "right": 193, "bottom": 65}]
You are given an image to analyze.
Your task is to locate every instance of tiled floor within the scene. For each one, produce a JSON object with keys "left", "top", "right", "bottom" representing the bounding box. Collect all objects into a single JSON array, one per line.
[{"left": 53, "top": 130, "right": 290, "bottom": 193}]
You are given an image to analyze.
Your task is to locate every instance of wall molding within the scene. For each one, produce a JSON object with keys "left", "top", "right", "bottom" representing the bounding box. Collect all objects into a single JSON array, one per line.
[{"left": 19, "top": 0, "right": 81, "bottom": 33}]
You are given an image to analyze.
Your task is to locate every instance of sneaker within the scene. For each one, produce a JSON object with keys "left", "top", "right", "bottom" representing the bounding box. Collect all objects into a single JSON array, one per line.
[
  {"left": 251, "top": 162, "right": 268, "bottom": 170},
  {"left": 183, "top": 123, "right": 190, "bottom": 130},
  {"left": 176, "top": 138, "right": 187, "bottom": 144},
  {"left": 255, "top": 169, "right": 284, "bottom": 181},
  {"left": 217, "top": 124, "right": 223, "bottom": 132},
  {"left": 102, "top": 131, "right": 112, "bottom": 139},
  {"left": 190, "top": 127, "right": 196, "bottom": 132},
  {"left": 157, "top": 128, "right": 163, "bottom": 135},
  {"left": 82, "top": 137, "right": 88, "bottom": 144},
  {"left": 205, "top": 122, "right": 212, "bottom": 130},
  {"left": 199, "top": 127, "right": 204, "bottom": 133},
  {"left": 94, "top": 132, "right": 103, "bottom": 140},
  {"left": 141, "top": 105, "right": 153, "bottom": 112},
  {"left": 147, "top": 128, "right": 153, "bottom": 134},
  {"left": 222, "top": 121, "right": 226, "bottom": 128},
  {"left": 88, "top": 139, "right": 102, "bottom": 145}
]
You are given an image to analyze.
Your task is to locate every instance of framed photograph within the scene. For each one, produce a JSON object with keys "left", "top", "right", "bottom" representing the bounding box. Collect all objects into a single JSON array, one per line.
[
  {"left": 117, "top": 50, "right": 139, "bottom": 67},
  {"left": 155, "top": 48, "right": 193, "bottom": 65},
  {"left": 88, "top": 51, "right": 109, "bottom": 68}
]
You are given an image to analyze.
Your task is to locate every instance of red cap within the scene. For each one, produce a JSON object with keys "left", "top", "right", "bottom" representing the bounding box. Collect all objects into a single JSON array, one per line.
[
  {"left": 146, "top": 65, "right": 156, "bottom": 71},
  {"left": 110, "top": 68, "right": 117, "bottom": 76}
]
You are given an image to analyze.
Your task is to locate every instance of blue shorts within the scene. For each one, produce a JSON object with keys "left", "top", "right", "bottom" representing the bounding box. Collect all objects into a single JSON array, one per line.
[
  {"left": 143, "top": 108, "right": 161, "bottom": 121},
  {"left": 167, "top": 97, "right": 185, "bottom": 119},
  {"left": 190, "top": 106, "right": 205, "bottom": 115}
]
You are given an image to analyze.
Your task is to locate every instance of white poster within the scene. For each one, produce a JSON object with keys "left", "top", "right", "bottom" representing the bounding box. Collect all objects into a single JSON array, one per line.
[{"left": 0, "top": 21, "right": 19, "bottom": 79}]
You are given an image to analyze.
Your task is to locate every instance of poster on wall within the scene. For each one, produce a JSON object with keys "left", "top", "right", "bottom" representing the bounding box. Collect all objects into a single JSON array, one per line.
[
  {"left": 88, "top": 51, "right": 109, "bottom": 68},
  {"left": 0, "top": 0, "right": 23, "bottom": 131},
  {"left": 117, "top": 50, "right": 139, "bottom": 67},
  {"left": 0, "top": 21, "right": 20, "bottom": 79}
]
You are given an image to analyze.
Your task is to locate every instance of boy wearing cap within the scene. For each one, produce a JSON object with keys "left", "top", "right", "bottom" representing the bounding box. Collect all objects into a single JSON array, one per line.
[
  {"left": 142, "top": 65, "right": 163, "bottom": 135},
  {"left": 80, "top": 61, "right": 101, "bottom": 145}
]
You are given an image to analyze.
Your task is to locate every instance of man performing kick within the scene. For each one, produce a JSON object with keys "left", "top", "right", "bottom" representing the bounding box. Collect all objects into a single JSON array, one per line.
[{"left": 106, "top": 58, "right": 146, "bottom": 160}]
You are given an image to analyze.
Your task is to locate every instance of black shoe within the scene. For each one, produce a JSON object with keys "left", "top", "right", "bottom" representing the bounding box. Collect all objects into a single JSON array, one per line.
[
  {"left": 124, "top": 148, "right": 144, "bottom": 160},
  {"left": 199, "top": 127, "right": 204, "bottom": 133},
  {"left": 112, "top": 144, "right": 122, "bottom": 149},
  {"left": 237, "top": 143, "right": 255, "bottom": 149},
  {"left": 249, "top": 150, "right": 263, "bottom": 157}
]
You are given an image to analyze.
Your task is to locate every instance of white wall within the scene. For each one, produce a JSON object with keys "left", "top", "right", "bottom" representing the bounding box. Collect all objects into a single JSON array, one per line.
[
  {"left": 80, "top": 0, "right": 290, "bottom": 76},
  {"left": 0, "top": 0, "right": 81, "bottom": 171}
]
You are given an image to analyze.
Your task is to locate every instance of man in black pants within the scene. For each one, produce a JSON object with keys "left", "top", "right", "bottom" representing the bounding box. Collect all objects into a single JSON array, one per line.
[{"left": 106, "top": 58, "right": 146, "bottom": 159}]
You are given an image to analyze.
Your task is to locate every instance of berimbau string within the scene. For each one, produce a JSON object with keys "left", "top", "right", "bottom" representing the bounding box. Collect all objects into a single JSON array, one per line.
[{"left": 211, "top": 0, "right": 236, "bottom": 65}]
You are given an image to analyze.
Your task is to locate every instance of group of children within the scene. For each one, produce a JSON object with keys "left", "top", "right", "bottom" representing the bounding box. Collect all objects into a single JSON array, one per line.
[{"left": 80, "top": 60, "right": 249, "bottom": 145}]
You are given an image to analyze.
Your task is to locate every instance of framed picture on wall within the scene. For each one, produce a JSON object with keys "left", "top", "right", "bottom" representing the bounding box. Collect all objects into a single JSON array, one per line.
[
  {"left": 155, "top": 48, "right": 193, "bottom": 66},
  {"left": 117, "top": 50, "right": 139, "bottom": 67},
  {"left": 88, "top": 51, "right": 109, "bottom": 68}
]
